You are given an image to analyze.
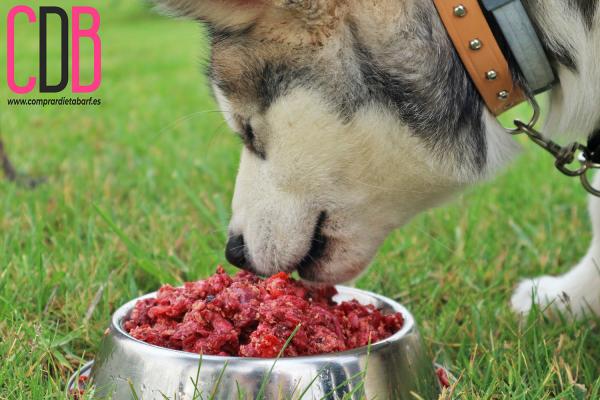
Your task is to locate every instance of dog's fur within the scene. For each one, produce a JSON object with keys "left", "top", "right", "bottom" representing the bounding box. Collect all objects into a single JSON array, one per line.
[{"left": 157, "top": 0, "right": 600, "bottom": 317}]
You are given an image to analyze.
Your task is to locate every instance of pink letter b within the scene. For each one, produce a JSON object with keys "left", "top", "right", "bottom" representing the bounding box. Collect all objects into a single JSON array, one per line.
[{"left": 72, "top": 7, "right": 101, "bottom": 93}]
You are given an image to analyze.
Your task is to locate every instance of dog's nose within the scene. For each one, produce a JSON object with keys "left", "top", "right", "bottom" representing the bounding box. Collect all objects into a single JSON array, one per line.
[{"left": 225, "top": 234, "right": 249, "bottom": 270}]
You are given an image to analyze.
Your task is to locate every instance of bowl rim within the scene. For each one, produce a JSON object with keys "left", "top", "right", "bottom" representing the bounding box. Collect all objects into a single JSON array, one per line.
[{"left": 110, "top": 285, "right": 416, "bottom": 363}]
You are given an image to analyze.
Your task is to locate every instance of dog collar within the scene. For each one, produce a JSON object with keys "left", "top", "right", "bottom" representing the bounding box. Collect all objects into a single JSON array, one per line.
[{"left": 433, "top": 0, "right": 556, "bottom": 116}]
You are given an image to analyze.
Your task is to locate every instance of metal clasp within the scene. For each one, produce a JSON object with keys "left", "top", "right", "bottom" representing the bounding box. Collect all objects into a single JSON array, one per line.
[{"left": 509, "top": 96, "right": 600, "bottom": 197}]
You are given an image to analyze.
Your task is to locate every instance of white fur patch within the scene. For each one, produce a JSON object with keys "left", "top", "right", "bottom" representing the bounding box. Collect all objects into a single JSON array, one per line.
[
  {"left": 228, "top": 88, "right": 465, "bottom": 282},
  {"left": 535, "top": 2, "right": 600, "bottom": 138}
]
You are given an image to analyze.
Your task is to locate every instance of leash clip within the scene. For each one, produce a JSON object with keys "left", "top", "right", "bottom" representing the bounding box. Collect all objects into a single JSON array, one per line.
[{"left": 509, "top": 96, "right": 600, "bottom": 197}]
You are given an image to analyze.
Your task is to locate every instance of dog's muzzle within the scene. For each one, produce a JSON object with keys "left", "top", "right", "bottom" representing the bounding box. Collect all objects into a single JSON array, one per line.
[{"left": 225, "top": 211, "right": 329, "bottom": 277}]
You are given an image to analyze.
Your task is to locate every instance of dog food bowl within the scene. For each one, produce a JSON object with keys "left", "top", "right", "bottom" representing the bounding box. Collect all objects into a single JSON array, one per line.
[{"left": 84, "top": 286, "right": 442, "bottom": 399}]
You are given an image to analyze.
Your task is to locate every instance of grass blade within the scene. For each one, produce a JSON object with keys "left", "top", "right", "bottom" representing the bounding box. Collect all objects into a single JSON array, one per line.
[{"left": 256, "top": 325, "right": 302, "bottom": 400}]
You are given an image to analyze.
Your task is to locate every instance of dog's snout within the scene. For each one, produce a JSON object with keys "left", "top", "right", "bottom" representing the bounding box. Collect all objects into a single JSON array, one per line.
[{"left": 225, "top": 234, "right": 249, "bottom": 270}]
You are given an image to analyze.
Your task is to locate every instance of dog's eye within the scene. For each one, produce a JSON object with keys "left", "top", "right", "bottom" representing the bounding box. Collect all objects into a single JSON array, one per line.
[
  {"left": 244, "top": 124, "right": 256, "bottom": 144},
  {"left": 240, "top": 123, "right": 266, "bottom": 159}
]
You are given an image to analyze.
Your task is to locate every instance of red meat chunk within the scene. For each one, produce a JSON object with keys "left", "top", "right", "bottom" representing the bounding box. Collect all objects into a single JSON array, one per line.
[
  {"left": 123, "top": 267, "right": 404, "bottom": 357},
  {"left": 436, "top": 367, "right": 451, "bottom": 388}
]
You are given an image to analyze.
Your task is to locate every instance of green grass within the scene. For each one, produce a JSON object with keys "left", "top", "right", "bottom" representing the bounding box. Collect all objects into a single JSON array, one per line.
[{"left": 1, "top": 1, "right": 599, "bottom": 399}]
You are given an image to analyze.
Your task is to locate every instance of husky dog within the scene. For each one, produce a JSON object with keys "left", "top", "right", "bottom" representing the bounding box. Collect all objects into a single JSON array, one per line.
[{"left": 156, "top": 0, "right": 600, "bottom": 318}]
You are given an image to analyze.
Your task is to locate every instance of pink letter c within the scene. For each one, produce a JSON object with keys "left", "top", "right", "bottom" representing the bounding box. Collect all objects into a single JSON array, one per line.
[{"left": 7, "top": 6, "right": 37, "bottom": 94}]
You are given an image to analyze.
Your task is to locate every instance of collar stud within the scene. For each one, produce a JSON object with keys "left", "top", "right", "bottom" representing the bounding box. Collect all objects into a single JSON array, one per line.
[
  {"left": 453, "top": 5, "right": 467, "bottom": 17},
  {"left": 469, "top": 39, "right": 482, "bottom": 50},
  {"left": 486, "top": 70, "right": 498, "bottom": 80}
]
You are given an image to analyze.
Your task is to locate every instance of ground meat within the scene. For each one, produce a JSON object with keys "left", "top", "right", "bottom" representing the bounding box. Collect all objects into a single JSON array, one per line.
[
  {"left": 436, "top": 367, "right": 451, "bottom": 388},
  {"left": 124, "top": 267, "right": 404, "bottom": 357}
]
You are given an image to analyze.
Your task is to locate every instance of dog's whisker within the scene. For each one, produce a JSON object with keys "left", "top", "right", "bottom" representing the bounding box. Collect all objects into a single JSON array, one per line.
[
  {"left": 148, "top": 110, "right": 230, "bottom": 143},
  {"left": 227, "top": 244, "right": 246, "bottom": 253}
]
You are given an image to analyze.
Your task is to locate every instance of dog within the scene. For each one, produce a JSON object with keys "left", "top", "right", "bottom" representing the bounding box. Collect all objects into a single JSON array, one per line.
[{"left": 155, "top": 0, "right": 600, "bottom": 318}]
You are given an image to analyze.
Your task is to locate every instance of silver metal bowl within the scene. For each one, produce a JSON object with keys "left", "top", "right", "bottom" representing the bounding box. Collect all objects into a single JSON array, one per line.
[{"left": 89, "top": 286, "right": 441, "bottom": 399}]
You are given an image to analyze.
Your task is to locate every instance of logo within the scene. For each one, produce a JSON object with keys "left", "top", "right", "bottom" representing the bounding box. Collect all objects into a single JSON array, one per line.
[{"left": 7, "top": 5, "right": 101, "bottom": 94}]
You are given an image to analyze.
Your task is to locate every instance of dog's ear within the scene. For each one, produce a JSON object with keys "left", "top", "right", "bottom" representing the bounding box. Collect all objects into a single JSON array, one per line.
[{"left": 154, "top": 0, "right": 334, "bottom": 29}]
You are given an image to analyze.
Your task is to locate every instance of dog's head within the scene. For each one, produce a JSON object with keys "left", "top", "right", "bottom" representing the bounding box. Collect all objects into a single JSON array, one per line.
[{"left": 157, "top": 0, "right": 518, "bottom": 282}]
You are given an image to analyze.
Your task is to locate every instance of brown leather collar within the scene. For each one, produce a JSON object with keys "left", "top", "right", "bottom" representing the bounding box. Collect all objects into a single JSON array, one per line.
[{"left": 433, "top": 0, "right": 526, "bottom": 116}]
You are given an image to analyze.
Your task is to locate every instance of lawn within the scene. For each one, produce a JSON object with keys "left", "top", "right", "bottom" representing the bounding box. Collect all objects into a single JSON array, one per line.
[{"left": 1, "top": 1, "right": 599, "bottom": 399}]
